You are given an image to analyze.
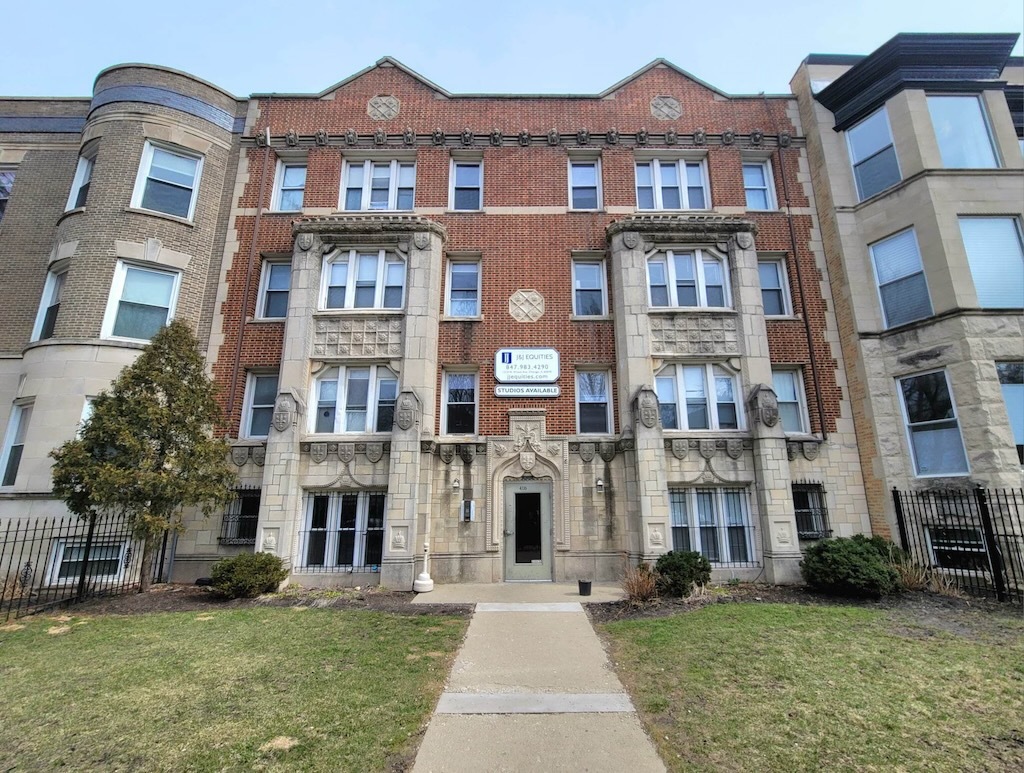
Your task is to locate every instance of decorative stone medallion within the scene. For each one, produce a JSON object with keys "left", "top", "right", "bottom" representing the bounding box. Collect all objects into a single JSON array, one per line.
[
  {"left": 297, "top": 232, "right": 313, "bottom": 252},
  {"left": 736, "top": 232, "right": 754, "bottom": 250},
  {"left": 413, "top": 231, "right": 430, "bottom": 250},
  {"left": 509, "top": 290, "right": 545, "bottom": 322},
  {"left": 490, "top": 129, "right": 502, "bottom": 146},
  {"left": 650, "top": 95, "right": 682, "bottom": 120},
  {"left": 439, "top": 444, "right": 455, "bottom": 465},
  {"left": 338, "top": 443, "right": 355, "bottom": 464},
  {"left": 272, "top": 394, "right": 293, "bottom": 433},
  {"left": 579, "top": 442, "right": 596, "bottom": 462},
  {"left": 671, "top": 439, "right": 688, "bottom": 460},
  {"left": 251, "top": 447, "right": 266, "bottom": 466},
  {"left": 366, "top": 442, "right": 384, "bottom": 463},
  {"left": 396, "top": 394, "right": 416, "bottom": 431},
  {"left": 726, "top": 439, "right": 743, "bottom": 459},
  {"left": 230, "top": 447, "right": 249, "bottom": 466},
  {"left": 367, "top": 95, "right": 400, "bottom": 120},
  {"left": 637, "top": 390, "right": 658, "bottom": 429},
  {"left": 598, "top": 442, "right": 616, "bottom": 462},
  {"left": 310, "top": 442, "right": 328, "bottom": 464},
  {"left": 403, "top": 127, "right": 415, "bottom": 145},
  {"left": 622, "top": 231, "right": 640, "bottom": 249},
  {"left": 693, "top": 128, "right": 706, "bottom": 145}
]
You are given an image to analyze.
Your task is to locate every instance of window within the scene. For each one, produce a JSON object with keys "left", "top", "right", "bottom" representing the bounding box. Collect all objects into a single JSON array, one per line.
[
  {"left": 926, "top": 526, "right": 989, "bottom": 572},
  {"left": 313, "top": 366, "right": 397, "bottom": 434},
  {"left": 668, "top": 488, "right": 754, "bottom": 565},
  {"left": 321, "top": 249, "right": 405, "bottom": 310},
  {"left": 272, "top": 162, "right": 306, "bottom": 210},
  {"left": 792, "top": 483, "right": 831, "bottom": 539},
  {"left": 959, "top": 217, "right": 1024, "bottom": 308},
  {"left": 572, "top": 260, "right": 607, "bottom": 316},
  {"left": 0, "top": 169, "right": 14, "bottom": 222},
  {"left": 743, "top": 161, "right": 775, "bottom": 210},
  {"left": 647, "top": 250, "right": 729, "bottom": 308},
  {"left": 32, "top": 268, "right": 68, "bottom": 341},
  {"left": 450, "top": 160, "right": 482, "bottom": 210},
  {"left": 46, "top": 540, "right": 129, "bottom": 586},
  {"left": 78, "top": 398, "right": 94, "bottom": 437},
  {"left": 576, "top": 371, "right": 612, "bottom": 434},
  {"left": 569, "top": 159, "right": 601, "bottom": 210},
  {"left": 1, "top": 403, "right": 33, "bottom": 487},
  {"left": 66, "top": 153, "right": 95, "bottom": 210},
  {"left": 758, "top": 259, "right": 790, "bottom": 316},
  {"left": 635, "top": 158, "right": 708, "bottom": 210},
  {"left": 220, "top": 489, "right": 260, "bottom": 544},
  {"left": 443, "top": 372, "right": 477, "bottom": 435},
  {"left": 899, "top": 370, "right": 969, "bottom": 476},
  {"left": 847, "top": 107, "right": 900, "bottom": 201},
  {"left": 342, "top": 159, "right": 415, "bottom": 211},
  {"left": 997, "top": 362, "right": 1024, "bottom": 464},
  {"left": 869, "top": 229, "right": 932, "bottom": 328},
  {"left": 131, "top": 142, "right": 202, "bottom": 219},
  {"left": 446, "top": 260, "right": 480, "bottom": 317},
  {"left": 242, "top": 372, "right": 278, "bottom": 439},
  {"left": 101, "top": 262, "right": 180, "bottom": 340},
  {"left": 299, "top": 491, "right": 386, "bottom": 571},
  {"left": 772, "top": 369, "right": 807, "bottom": 434},
  {"left": 257, "top": 261, "right": 290, "bottom": 319},
  {"left": 927, "top": 95, "right": 998, "bottom": 169},
  {"left": 655, "top": 364, "right": 741, "bottom": 431}
]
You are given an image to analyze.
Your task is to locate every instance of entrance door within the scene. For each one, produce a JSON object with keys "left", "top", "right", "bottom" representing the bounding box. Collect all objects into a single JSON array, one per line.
[{"left": 504, "top": 481, "right": 552, "bottom": 581}]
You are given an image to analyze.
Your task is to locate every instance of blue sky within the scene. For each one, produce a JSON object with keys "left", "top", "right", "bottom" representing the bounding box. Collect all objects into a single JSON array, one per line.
[{"left": 2, "top": 1, "right": 1021, "bottom": 98}]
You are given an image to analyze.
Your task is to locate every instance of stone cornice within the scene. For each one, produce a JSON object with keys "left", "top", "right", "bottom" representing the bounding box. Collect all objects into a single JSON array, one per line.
[
  {"left": 606, "top": 215, "right": 758, "bottom": 241},
  {"left": 292, "top": 215, "right": 447, "bottom": 243}
]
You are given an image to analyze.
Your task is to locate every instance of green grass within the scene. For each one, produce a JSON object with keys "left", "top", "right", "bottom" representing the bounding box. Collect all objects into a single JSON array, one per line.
[
  {"left": 0, "top": 607, "right": 468, "bottom": 771},
  {"left": 602, "top": 603, "right": 1024, "bottom": 772}
]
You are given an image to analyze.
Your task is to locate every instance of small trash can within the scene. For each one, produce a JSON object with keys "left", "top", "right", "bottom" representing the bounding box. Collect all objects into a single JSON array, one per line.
[{"left": 578, "top": 580, "right": 592, "bottom": 597}]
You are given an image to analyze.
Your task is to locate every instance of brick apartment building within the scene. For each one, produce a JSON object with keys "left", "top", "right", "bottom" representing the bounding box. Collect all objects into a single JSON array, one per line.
[{"left": 0, "top": 34, "right": 1017, "bottom": 591}]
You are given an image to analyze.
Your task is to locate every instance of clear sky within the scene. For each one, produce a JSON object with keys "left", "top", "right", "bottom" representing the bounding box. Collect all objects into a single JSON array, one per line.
[{"left": 2, "top": 0, "right": 1021, "bottom": 98}]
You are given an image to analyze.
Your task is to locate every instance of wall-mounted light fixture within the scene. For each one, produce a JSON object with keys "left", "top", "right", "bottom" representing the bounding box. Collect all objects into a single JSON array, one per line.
[
  {"left": 453, "top": 478, "right": 461, "bottom": 491},
  {"left": 596, "top": 477, "right": 604, "bottom": 493}
]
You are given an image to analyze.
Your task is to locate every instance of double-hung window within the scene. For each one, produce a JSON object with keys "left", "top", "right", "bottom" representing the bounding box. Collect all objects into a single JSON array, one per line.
[
  {"left": 572, "top": 260, "right": 607, "bottom": 316},
  {"left": 242, "top": 372, "right": 278, "bottom": 439},
  {"left": 66, "top": 152, "right": 95, "bottom": 210},
  {"left": 0, "top": 168, "right": 14, "bottom": 222},
  {"left": 742, "top": 160, "right": 775, "bottom": 210},
  {"left": 32, "top": 267, "right": 68, "bottom": 341},
  {"left": 446, "top": 260, "right": 481, "bottom": 317},
  {"left": 131, "top": 142, "right": 203, "bottom": 220},
  {"left": 450, "top": 159, "right": 482, "bottom": 210},
  {"left": 321, "top": 250, "right": 405, "bottom": 310},
  {"left": 869, "top": 229, "right": 932, "bottom": 328},
  {"left": 648, "top": 250, "right": 729, "bottom": 308},
  {"left": 927, "top": 95, "right": 998, "bottom": 169},
  {"left": 313, "top": 366, "right": 398, "bottom": 434},
  {"left": 636, "top": 158, "right": 708, "bottom": 210},
  {"left": 758, "top": 258, "right": 790, "bottom": 316},
  {"left": 273, "top": 162, "right": 306, "bottom": 210},
  {"left": 576, "top": 371, "right": 612, "bottom": 434},
  {"left": 668, "top": 488, "right": 754, "bottom": 565},
  {"left": 444, "top": 372, "right": 477, "bottom": 435},
  {"left": 959, "top": 217, "right": 1024, "bottom": 309},
  {"left": 772, "top": 368, "right": 807, "bottom": 434},
  {"left": 655, "top": 364, "right": 740, "bottom": 431},
  {"left": 847, "top": 107, "right": 900, "bottom": 201},
  {"left": 101, "top": 261, "right": 180, "bottom": 341},
  {"left": 792, "top": 483, "right": 830, "bottom": 539},
  {"left": 257, "top": 261, "right": 291, "bottom": 319},
  {"left": 300, "top": 491, "right": 386, "bottom": 571},
  {"left": 569, "top": 158, "right": 601, "bottom": 210},
  {"left": 343, "top": 159, "right": 415, "bottom": 211},
  {"left": 1, "top": 403, "right": 33, "bottom": 487},
  {"left": 898, "top": 370, "right": 969, "bottom": 476},
  {"left": 997, "top": 362, "right": 1024, "bottom": 464}
]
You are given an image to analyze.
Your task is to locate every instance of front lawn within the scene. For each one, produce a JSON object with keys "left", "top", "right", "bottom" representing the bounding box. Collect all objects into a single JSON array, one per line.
[
  {"left": 601, "top": 601, "right": 1024, "bottom": 772},
  {"left": 0, "top": 606, "right": 467, "bottom": 771}
]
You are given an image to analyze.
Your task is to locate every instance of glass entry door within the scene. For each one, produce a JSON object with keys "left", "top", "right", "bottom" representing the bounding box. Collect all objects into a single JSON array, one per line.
[{"left": 504, "top": 481, "right": 552, "bottom": 581}]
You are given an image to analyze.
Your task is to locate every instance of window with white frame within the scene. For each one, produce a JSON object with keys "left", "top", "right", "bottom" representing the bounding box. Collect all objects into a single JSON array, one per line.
[
  {"left": 668, "top": 487, "right": 754, "bottom": 565},
  {"left": 66, "top": 152, "right": 96, "bottom": 210},
  {"left": 572, "top": 260, "right": 607, "bottom": 316},
  {"left": 635, "top": 158, "right": 708, "bottom": 210},
  {"left": 300, "top": 491, "right": 386, "bottom": 571},
  {"left": 647, "top": 250, "right": 729, "bottom": 309},
  {"left": 446, "top": 260, "right": 481, "bottom": 317},
  {"left": 997, "top": 362, "right": 1024, "bottom": 464},
  {"left": 257, "top": 261, "right": 291, "bottom": 319},
  {"left": 46, "top": 540, "right": 130, "bottom": 586},
  {"left": 1, "top": 403, "right": 33, "bottom": 487},
  {"left": 101, "top": 262, "right": 180, "bottom": 341},
  {"left": 869, "top": 229, "right": 932, "bottom": 328},
  {"left": 131, "top": 142, "right": 203, "bottom": 219},
  {"left": 959, "top": 217, "right": 1024, "bottom": 309},
  {"left": 321, "top": 249, "right": 405, "bottom": 310},
  {"left": 443, "top": 372, "right": 477, "bottom": 435},
  {"left": 847, "top": 107, "right": 900, "bottom": 201},
  {"left": 927, "top": 95, "right": 998, "bottom": 169},
  {"left": 272, "top": 162, "right": 306, "bottom": 210},
  {"left": 450, "top": 159, "right": 482, "bottom": 210},
  {"left": 758, "top": 258, "right": 790, "bottom": 316},
  {"left": 926, "top": 526, "right": 989, "bottom": 572},
  {"left": 576, "top": 371, "right": 612, "bottom": 434},
  {"left": 78, "top": 398, "right": 94, "bottom": 437},
  {"left": 742, "top": 160, "right": 775, "bottom": 210},
  {"left": 569, "top": 158, "right": 601, "bottom": 210},
  {"left": 313, "top": 366, "right": 398, "bottom": 434},
  {"left": 342, "top": 159, "right": 415, "bottom": 211},
  {"left": 792, "top": 483, "right": 830, "bottom": 539},
  {"left": 0, "top": 168, "right": 15, "bottom": 222},
  {"left": 32, "top": 267, "right": 68, "bottom": 341},
  {"left": 899, "top": 370, "right": 969, "bottom": 476},
  {"left": 242, "top": 372, "right": 278, "bottom": 439},
  {"left": 655, "top": 364, "right": 740, "bottom": 431},
  {"left": 772, "top": 368, "right": 807, "bottom": 434}
]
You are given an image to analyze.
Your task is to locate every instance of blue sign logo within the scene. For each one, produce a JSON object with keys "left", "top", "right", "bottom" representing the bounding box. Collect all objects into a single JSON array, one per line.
[{"left": 500, "top": 351, "right": 512, "bottom": 364}]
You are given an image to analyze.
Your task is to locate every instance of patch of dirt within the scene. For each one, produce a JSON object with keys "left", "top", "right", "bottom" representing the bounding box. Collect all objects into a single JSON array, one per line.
[
  {"left": 46, "top": 625, "right": 71, "bottom": 635},
  {"left": 258, "top": 736, "right": 299, "bottom": 753}
]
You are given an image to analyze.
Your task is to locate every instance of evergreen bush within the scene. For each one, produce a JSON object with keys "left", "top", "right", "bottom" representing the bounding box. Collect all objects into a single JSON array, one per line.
[
  {"left": 655, "top": 551, "right": 712, "bottom": 597},
  {"left": 211, "top": 552, "right": 288, "bottom": 598},
  {"left": 800, "top": 537, "right": 899, "bottom": 598}
]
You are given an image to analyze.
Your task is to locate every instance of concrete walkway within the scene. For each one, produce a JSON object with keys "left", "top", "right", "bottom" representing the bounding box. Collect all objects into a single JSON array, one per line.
[{"left": 412, "top": 585, "right": 665, "bottom": 772}]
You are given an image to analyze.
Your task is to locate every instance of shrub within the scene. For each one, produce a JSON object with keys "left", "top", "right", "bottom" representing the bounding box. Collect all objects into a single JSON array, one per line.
[
  {"left": 800, "top": 537, "right": 898, "bottom": 598},
  {"left": 655, "top": 551, "right": 712, "bottom": 598},
  {"left": 210, "top": 552, "right": 288, "bottom": 599},
  {"left": 622, "top": 563, "right": 658, "bottom": 606}
]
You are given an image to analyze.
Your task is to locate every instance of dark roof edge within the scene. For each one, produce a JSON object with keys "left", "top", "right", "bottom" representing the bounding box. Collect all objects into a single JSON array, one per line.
[{"left": 804, "top": 54, "right": 866, "bottom": 66}]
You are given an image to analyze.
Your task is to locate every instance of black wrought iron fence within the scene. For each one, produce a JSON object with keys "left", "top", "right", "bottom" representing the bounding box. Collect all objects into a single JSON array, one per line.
[
  {"left": 892, "top": 488, "right": 1024, "bottom": 603},
  {"left": 1, "top": 513, "right": 149, "bottom": 621}
]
